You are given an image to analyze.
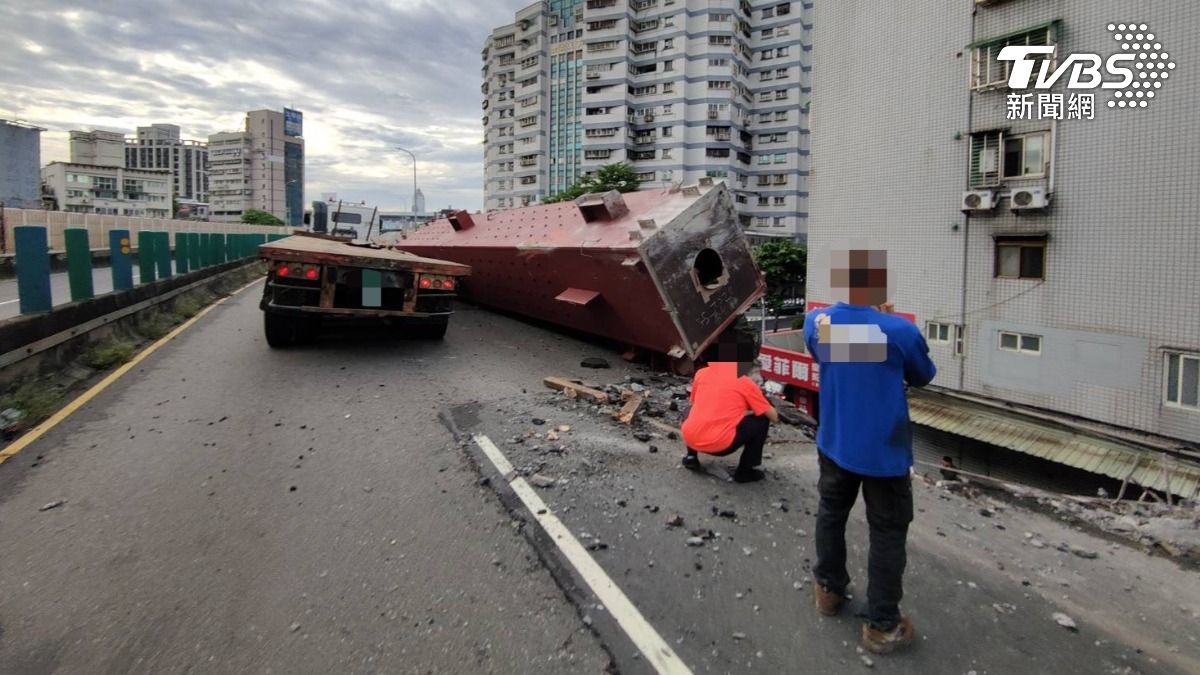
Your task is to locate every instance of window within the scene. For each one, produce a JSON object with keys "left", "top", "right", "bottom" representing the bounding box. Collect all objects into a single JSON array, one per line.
[
  {"left": 1004, "top": 132, "right": 1048, "bottom": 178},
  {"left": 661, "top": 148, "right": 672, "bottom": 159},
  {"left": 969, "top": 131, "right": 1002, "bottom": 187},
  {"left": 762, "top": 27, "right": 774, "bottom": 38},
  {"left": 775, "top": 110, "right": 787, "bottom": 121},
  {"left": 760, "top": 71, "right": 774, "bottom": 81},
  {"left": 761, "top": 50, "right": 774, "bottom": 61},
  {"left": 661, "top": 126, "right": 672, "bottom": 137},
  {"left": 776, "top": 46, "right": 789, "bottom": 57},
  {"left": 762, "top": 7, "right": 774, "bottom": 18},
  {"left": 994, "top": 236, "right": 1046, "bottom": 279},
  {"left": 663, "top": 38, "right": 674, "bottom": 49},
  {"left": 637, "top": 171, "right": 656, "bottom": 182},
  {"left": 998, "top": 331, "right": 1042, "bottom": 355},
  {"left": 706, "top": 148, "right": 730, "bottom": 158},
  {"left": 710, "top": 12, "right": 732, "bottom": 22},
  {"left": 773, "top": 217, "right": 784, "bottom": 227},
  {"left": 1165, "top": 352, "right": 1200, "bottom": 410},
  {"left": 709, "top": 58, "right": 729, "bottom": 67},
  {"left": 710, "top": 35, "right": 732, "bottom": 46},
  {"left": 775, "top": 89, "right": 788, "bottom": 100},
  {"left": 662, "top": 103, "right": 673, "bottom": 115},
  {"left": 759, "top": 112, "right": 772, "bottom": 123},
  {"left": 776, "top": 2, "right": 791, "bottom": 15},
  {"left": 972, "top": 25, "right": 1055, "bottom": 90},
  {"left": 776, "top": 68, "right": 788, "bottom": 78},
  {"left": 926, "top": 322, "right": 953, "bottom": 344},
  {"left": 757, "top": 155, "right": 771, "bottom": 165},
  {"left": 758, "top": 92, "right": 772, "bottom": 102},
  {"left": 773, "top": 153, "right": 787, "bottom": 164},
  {"left": 662, "top": 82, "right": 674, "bottom": 93},
  {"left": 663, "top": 60, "right": 674, "bottom": 71},
  {"left": 773, "top": 196, "right": 785, "bottom": 206},
  {"left": 710, "top": 80, "right": 732, "bottom": 90},
  {"left": 706, "top": 169, "right": 728, "bottom": 178}
]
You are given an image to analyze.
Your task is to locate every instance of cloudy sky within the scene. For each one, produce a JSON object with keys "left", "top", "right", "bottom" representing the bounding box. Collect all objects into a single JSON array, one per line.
[{"left": 0, "top": 0, "right": 530, "bottom": 212}]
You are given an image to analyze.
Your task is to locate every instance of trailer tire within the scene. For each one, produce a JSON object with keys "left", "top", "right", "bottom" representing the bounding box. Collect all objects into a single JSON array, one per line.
[{"left": 264, "top": 312, "right": 295, "bottom": 348}]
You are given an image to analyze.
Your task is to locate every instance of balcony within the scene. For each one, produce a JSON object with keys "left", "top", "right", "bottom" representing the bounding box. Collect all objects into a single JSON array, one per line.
[
  {"left": 633, "top": 135, "right": 657, "bottom": 145},
  {"left": 587, "top": 0, "right": 617, "bottom": 8}
]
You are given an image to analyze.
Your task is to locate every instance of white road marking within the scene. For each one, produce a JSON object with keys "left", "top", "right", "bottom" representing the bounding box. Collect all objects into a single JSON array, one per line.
[
  {"left": 472, "top": 433, "right": 693, "bottom": 675},
  {"left": 0, "top": 299, "right": 18, "bottom": 306}
]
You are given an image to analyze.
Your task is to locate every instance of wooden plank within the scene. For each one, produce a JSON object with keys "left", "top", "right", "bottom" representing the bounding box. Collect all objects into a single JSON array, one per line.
[
  {"left": 613, "top": 393, "right": 643, "bottom": 424},
  {"left": 543, "top": 376, "right": 609, "bottom": 403}
]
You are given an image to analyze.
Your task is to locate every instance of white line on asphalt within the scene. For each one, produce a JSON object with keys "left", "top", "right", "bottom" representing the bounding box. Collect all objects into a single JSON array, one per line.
[
  {"left": 0, "top": 299, "right": 18, "bottom": 306},
  {"left": 472, "top": 433, "right": 693, "bottom": 675}
]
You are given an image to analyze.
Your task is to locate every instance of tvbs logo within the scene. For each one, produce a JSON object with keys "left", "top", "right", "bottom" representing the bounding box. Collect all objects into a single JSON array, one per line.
[{"left": 999, "top": 23, "right": 1173, "bottom": 107}]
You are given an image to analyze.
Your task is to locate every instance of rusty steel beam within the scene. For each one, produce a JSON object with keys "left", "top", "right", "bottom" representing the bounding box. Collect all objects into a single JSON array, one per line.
[{"left": 384, "top": 181, "right": 765, "bottom": 361}]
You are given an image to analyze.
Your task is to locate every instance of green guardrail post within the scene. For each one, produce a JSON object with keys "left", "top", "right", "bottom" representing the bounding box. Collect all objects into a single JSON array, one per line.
[
  {"left": 202, "top": 233, "right": 213, "bottom": 268},
  {"left": 188, "top": 232, "right": 202, "bottom": 270},
  {"left": 137, "top": 231, "right": 156, "bottom": 284},
  {"left": 224, "top": 232, "right": 236, "bottom": 262},
  {"left": 176, "top": 232, "right": 190, "bottom": 274},
  {"left": 110, "top": 229, "right": 133, "bottom": 291},
  {"left": 212, "top": 233, "right": 226, "bottom": 265},
  {"left": 155, "top": 232, "right": 172, "bottom": 279},
  {"left": 15, "top": 226, "right": 52, "bottom": 314},
  {"left": 64, "top": 227, "right": 94, "bottom": 302}
]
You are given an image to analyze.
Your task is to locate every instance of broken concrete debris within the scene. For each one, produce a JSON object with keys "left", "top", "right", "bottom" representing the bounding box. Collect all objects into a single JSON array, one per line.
[
  {"left": 580, "top": 357, "right": 611, "bottom": 369},
  {"left": 666, "top": 515, "right": 685, "bottom": 528},
  {"left": 1052, "top": 612, "right": 1078, "bottom": 631},
  {"left": 39, "top": 500, "right": 66, "bottom": 512},
  {"left": 528, "top": 474, "right": 557, "bottom": 488}
]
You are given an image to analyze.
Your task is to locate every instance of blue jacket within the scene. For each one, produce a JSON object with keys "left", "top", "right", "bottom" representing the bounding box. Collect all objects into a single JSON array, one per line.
[{"left": 803, "top": 303, "right": 937, "bottom": 477}]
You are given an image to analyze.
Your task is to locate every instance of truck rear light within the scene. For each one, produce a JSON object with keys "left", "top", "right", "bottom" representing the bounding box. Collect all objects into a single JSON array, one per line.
[
  {"left": 277, "top": 265, "right": 290, "bottom": 277},
  {"left": 305, "top": 268, "right": 319, "bottom": 280},
  {"left": 419, "top": 278, "right": 433, "bottom": 289},
  {"left": 441, "top": 279, "right": 455, "bottom": 290}
]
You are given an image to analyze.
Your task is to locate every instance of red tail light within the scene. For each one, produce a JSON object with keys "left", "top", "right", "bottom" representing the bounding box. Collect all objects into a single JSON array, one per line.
[
  {"left": 305, "top": 268, "right": 319, "bottom": 280},
  {"left": 419, "top": 278, "right": 433, "bottom": 289},
  {"left": 277, "top": 265, "right": 290, "bottom": 277},
  {"left": 442, "top": 279, "right": 455, "bottom": 290}
]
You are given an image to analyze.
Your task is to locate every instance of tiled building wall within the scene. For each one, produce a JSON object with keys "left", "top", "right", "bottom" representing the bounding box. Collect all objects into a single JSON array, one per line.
[{"left": 810, "top": 0, "right": 1199, "bottom": 442}]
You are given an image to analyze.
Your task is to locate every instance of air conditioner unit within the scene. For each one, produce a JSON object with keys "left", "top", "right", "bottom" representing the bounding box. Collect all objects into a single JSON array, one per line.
[
  {"left": 586, "top": 72, "right": 600, "bottom": 79},
  {"left": 1010, "top": 187, "right": 1049, "bottom": 210},
  {"left": 643, "top": 113, "right": 655, "bottom": 122},
  {"left": 961, "top": 190, "right": 996, "bottom": 211}
]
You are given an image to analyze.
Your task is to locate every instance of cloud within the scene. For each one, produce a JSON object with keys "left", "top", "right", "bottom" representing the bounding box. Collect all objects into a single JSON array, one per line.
[{"left": 0, "top": 0, "right": 526, "bottom": 211}]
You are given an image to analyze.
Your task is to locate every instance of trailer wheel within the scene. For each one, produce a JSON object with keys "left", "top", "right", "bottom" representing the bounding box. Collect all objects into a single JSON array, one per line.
[{"left": 263, "top": 312, "right": 295, "bottom": 348}]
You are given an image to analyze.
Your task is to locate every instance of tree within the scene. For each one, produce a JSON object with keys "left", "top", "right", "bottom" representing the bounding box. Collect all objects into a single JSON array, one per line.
[
  {"left": 753, "top": 240, "right": 807, "bottom": 313},
  {"left": 543, "top": 162, "right": 641, "bottom": 203},
  {"left": 241, "top": 209, "right": 285, "bottom": 226}
]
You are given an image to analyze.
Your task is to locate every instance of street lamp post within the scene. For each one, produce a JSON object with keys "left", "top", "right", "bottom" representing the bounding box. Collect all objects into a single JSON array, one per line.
[{"left": 395, "top": 146, "right": 418, "bottom": 216}]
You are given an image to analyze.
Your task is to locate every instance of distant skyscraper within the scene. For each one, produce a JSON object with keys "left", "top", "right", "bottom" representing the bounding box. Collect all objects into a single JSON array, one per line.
[
  {"left": 414, "top": 187, "right": 426, "bottom": 214},
  {"left": 125, "top": 124, "right": 209, "bottom": 203},
  {"left": 0, "top": 119, "right": 43, "bottom": 209},
  {"left": 208, "top": 108, "right": 304, "bottom": 225},
  {"left": 482, "top": 0, "right": 811, "bottom": 241}
]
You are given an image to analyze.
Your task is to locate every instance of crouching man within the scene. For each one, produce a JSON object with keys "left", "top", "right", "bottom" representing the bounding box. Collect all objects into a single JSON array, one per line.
[{"left": 680, "top": 334, "right": 779, "bottom": 483}]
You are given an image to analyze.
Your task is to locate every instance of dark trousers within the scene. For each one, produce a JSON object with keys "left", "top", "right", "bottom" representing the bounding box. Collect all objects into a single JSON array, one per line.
[
  {"left": 686, "top": 413, "right": 769, "bottom": 473},
  {"left": 814, "top": 452, "right": 914, "bottom": 630}
]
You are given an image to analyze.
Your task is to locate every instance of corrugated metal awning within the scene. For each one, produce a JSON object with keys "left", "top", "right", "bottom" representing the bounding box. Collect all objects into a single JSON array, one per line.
[{"left": 908, "top": 394, "right": 1200, "bottom": 500}]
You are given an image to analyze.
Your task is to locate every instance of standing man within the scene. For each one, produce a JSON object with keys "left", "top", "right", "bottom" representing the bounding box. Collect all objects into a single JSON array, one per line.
[{"left": 802, "top": 249, "right": 936, "bottom": 655}]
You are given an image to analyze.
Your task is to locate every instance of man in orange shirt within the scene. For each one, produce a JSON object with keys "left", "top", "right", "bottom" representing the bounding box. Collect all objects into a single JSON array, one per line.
[{"left": 680, "top": 338, "right": 780, "bottom": 482}]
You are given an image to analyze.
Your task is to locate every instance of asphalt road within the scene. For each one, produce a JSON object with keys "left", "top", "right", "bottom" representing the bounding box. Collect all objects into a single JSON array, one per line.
[
  {"left": 1, "top": 281, "right": 1197, "bottom": 675},
  {"left": 0, "top": 281, "right": 624, "bottom": 674},
  {"left": 0, "top": 264, "right": 180, "bottom": 320}
]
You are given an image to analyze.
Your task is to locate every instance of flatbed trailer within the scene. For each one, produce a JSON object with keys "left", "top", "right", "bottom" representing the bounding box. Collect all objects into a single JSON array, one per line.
[{"left": 258, "top": 232, "right": 470, "bottom": 346}]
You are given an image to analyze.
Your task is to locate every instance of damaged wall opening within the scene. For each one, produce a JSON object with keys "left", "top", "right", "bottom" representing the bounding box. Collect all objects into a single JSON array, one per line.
[{"left": 692, "top": 248, "right": 729, "bottom": 292}]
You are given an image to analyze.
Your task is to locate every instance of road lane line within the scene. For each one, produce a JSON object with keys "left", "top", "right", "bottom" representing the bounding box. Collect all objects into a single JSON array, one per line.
[
  {"left": 0, "top": 277, "right": 264, "bottom": 465},
  {"left": 0, "top": 299, "right": 18, "bottom": 306},
  {"left": 472, "top": 433, "right": 693, "bottom": 675}
]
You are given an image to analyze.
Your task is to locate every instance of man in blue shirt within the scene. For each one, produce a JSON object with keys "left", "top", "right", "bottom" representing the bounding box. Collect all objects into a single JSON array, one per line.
[{"left": 802, "top": 249, "right": 936, "bottom": 655}]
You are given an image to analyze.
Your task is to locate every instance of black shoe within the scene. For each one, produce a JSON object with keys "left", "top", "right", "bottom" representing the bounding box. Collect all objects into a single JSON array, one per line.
[
  {"left": 682, "top": 454, "right": 701, "bottom": 470},
  {"left": 733, "top": 468, "right": 765, "bottom": 483}
]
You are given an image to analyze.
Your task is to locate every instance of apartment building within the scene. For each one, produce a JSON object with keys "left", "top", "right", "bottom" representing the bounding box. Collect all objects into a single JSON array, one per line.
[
  {"left": 125, "top": 124, "right": 209, "bottom": 203},
  {"left": 41, "top": 161, "right": 172, "bottom": 218},
  {"left": 807, "top": 0, "right": 1199, "bottom": 457},
  {"left": 0, "top": 119, "right": 43, "bottom": 209},
  {"left": 207, "top": 109, "right": 304, "bottom": 225},
  {"left": 68, "top": 130, "right": 126, "bottom": 168},
  {"left": 482, "top": 0, "right": 811, "bottom": 242}
]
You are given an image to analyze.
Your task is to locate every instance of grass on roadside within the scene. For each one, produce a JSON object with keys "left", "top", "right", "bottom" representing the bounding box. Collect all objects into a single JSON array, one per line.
[
  {"left": 0, "top": 378, "right": 66, "bottom": 424},
  {"left": 80, "top": 338, "right": 135, "bottom": 371}
]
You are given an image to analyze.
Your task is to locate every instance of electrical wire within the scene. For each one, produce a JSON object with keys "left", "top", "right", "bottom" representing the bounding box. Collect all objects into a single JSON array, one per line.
[{"left": 924, "top": 279, "right": 1045, "bottom": 324}]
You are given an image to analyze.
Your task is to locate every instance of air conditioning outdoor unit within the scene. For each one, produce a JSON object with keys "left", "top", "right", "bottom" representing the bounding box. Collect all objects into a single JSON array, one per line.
[
  {"left": 586, "top": 72, "right": 600, "bottom": 79},
  {"left": 1010, "top": 187, "right": 1050, "bottom": 211},
  {"left": 961, "top": 190, "right": 996, "bottom": 211}
]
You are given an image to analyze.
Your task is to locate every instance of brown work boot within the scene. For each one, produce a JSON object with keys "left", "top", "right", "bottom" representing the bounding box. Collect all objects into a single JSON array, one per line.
[
  {"left": 814, "top": 584, "right": 844, "bottom": 616},
  {"left": 861, "top": 616, "right": 916, "bottom": 654}
]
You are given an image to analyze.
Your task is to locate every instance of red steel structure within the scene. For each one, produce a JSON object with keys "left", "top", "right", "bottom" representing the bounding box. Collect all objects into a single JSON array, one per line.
[{"left": 383, "top": 180, "right": 765, "bottom": 367}]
